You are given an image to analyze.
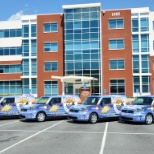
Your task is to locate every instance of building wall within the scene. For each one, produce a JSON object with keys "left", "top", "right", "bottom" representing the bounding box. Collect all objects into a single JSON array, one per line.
[
  {"left": 101, "top": 9, "right": 133, "bottom": 97},
  {"left": 37, "top": 14, "right": 64, "bottom": 97}
]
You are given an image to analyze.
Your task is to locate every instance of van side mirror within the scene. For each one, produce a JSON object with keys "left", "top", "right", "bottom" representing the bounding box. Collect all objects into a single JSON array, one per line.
[
  {"left": 49, "top": 102, "right": 52, "bottom": 105},
  {"left": 1, "top": 102, "right": 4, "bottom": 106},
  {"left": 100, "top": 102, "right": 103, "bottom": 106}
]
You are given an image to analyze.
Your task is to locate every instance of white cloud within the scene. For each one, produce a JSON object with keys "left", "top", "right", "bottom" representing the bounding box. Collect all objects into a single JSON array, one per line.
[{"left": 7, "top": 10, "right": 24, "bottom": 21}]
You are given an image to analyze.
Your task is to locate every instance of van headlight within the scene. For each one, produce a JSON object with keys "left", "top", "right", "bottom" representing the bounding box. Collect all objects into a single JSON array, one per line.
[{"left": 135, "top": 108, "right": 144, "bottom": 113}]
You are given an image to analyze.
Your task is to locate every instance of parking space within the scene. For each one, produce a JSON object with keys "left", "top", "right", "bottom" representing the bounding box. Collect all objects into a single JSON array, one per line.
[{"left": 0, "top": 118, "right": 154, "bottom": 154}]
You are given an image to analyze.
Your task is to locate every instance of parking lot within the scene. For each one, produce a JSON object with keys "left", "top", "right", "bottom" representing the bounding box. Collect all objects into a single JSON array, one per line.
[{"left": 0, "top": 118, "right": 154, "bottom": 154}]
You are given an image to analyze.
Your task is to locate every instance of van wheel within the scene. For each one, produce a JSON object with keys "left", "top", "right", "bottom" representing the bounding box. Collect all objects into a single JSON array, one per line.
[
  {"left": 89, "top": 113, "right": 98, "bottom": 124},
  {"left": 145, "top": 114, "right": 153, "bottom": 125},
  {"left": 36, "top": 112, "right": 46, "bottom": 122}
]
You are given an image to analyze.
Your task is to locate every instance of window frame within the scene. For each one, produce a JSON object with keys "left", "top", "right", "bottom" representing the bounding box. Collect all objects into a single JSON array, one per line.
[
  {"left": 109, "top": 39, "right": 124, "bottom": 50},
  {"left": 108, "top": 18, "right": 124, "bottom": 30},
  {"left": 109, "top": 59, "right": 125, "bottom": 70},
  {"left": 44, "top": 23, "right": 58, "bottom": 33}
]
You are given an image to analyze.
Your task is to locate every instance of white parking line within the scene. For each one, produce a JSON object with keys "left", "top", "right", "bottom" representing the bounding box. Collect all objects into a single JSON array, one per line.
[
  {"left": 0, "top": 120, "right": 63, "bottom": 154},
  {"left": 0, "top": 120, "right": 19, "bottom": 127},
  {"left": 99, "top": 122, "right": 108, "bottom": 154}
]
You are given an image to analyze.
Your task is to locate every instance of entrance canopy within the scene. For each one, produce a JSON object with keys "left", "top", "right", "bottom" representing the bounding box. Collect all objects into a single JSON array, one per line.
[
  {"left": 51, "top": 75, "right": 98, "bottom": 95},
  {"left": 51, "top": 75, "right": 97, "bottom": 83}
]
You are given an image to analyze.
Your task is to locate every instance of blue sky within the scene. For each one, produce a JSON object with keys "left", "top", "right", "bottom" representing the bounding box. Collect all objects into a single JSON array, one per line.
[{"left": 0, "top": 0, "right": 154, "bottom": 21}]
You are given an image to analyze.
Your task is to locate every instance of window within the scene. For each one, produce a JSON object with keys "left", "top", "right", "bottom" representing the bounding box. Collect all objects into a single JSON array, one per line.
[
  {"left": 133, "top": 55, "right": 139, "bottom": 73},
  {"left": 132, "top": 35, "right": 139, "bottom": 53},
  {"left": 133, "top": 77, "right": 140, "bottom": 93},
  {"left": 110, "top": 80, "right": 125, "bottom": 95},
  {"left": 153, "top": 21, "right": 154, "bottom": 30},
  {"left": 22, "top": 59, "right": 29, "bottom": 76},
  {"left": 140, "top": 18, "right": 149, "bottom": 32},
  {"left": 32, "top": 79, "right": 37, "bottom": 94},
  {"left": 110, "top": 60, "right": 124, "bottom": 70},
  {"left": 109, "top": 39, "right": 124, "bottom": 50},
  {"left": 44, "top": 81, "right": 58, "bottom": 96},
  {"left": 132, "top": 18, "right": 139, "bottom": 32},
  {"left": 0, "top": 81, "right": 22, "bottom": 95},
  {"left": 31, "top": 40, "right": 37, "bottom": 56},
  {"left": 22, "top": 40, "right": 29, "bottom": 56},
  {"left": 0, "top": 47, "right": 22, "bottom": 56},
  {"left": 109, "top": 19, "right": 124, "bottom": 29},
  {"left": 44, "top": 42, "right": 58, "bottom": 52},
  {"left": 142, "top": 76, "right": 150, "bottom": 92},
  {"left": 100, "top": 98, "right": 111, "bottom": 105},
  {"left": 22, "top": 25, "right": 29, "bottom": 38},
  {"left": 141, "top": 55, "right": 149, "bottom": 73},
  {"left": 44, "top": 62, "right": 58, "bottom": 71},
  {"left": 49, "top": 97, "right": 61, "bottom": 104},
  {"left": 31, "top": 24, "right": 36, "bottom": 37},
  {"left": 141, "top": 34, "right": 149, "bottom": 52},
  {"left": 44, "top": 23, "right": 58, "bottom": 33},
  {"left": 0, "top": 65, "right": 22, "bottom": 74},
  {"left": 0, "top": 29, "right": 21, "bottom": 38},
  {"left": 31, "top": 59, "right": 37, "bottom": 75}
]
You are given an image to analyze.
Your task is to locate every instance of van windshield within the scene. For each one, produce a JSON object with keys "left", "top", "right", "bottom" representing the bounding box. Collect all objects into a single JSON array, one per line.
[
  {"left": 83, "top": 97, "right": 101, "bottom": 105},
  {"left": 132, "top": 97, "right": 154, "bottom": 105},
  {"left": 36, "top": 97, "right": 50, "bottom": 104}
]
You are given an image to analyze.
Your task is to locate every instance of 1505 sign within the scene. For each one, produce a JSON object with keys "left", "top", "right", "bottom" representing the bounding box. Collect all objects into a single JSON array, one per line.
[{"left": 112, "top": 12, "right": 120, "bottom": 16}]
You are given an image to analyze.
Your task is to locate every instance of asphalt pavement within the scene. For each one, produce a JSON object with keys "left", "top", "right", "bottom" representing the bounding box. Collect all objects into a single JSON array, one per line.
[{"left": 0, "top": 118, "right": 154, "bottom": 154}]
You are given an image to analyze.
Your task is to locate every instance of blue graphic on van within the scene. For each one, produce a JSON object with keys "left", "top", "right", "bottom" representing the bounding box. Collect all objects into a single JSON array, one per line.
[
  {"left": 120, "top": 95, "right": 154, "bottom": 125},
  {"left": 68, "top": 95, "right": 128, "bottom": 124},
  {"left": 0, "top": 94, "right": 35, "bottom": 118},
  {"left": 19, "top": 95, "right": 81, "bottom": 122}
]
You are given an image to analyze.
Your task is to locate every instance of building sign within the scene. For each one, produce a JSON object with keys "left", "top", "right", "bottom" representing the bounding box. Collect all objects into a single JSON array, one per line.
[{"left": 112, "top": 12, "right": 120, "bottom": 16}]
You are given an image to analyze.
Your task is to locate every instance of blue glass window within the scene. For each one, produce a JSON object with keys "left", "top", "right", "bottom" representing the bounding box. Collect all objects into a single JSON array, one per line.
[
  {"left": 132, "top": 35, "right": 139, "bottom": 53},
  {"left": 22, "top": 25, "right": 29, "bottom": 38},
  {"left": 0, "top": 81, "right": 22, "bottom": 95},
  {"left": 141, "top": 55, "right": 149, "bottom": 73},
  {"left": 31, "top": 40, "right": 37, "bottom": 56},
  {"left": 140, "top": 18, "right": 149, "bottom": 32},
  {"left": 44, "top": 42, "right": 58, "bottom": 52},
  {"left": 142, "top": 76, "right": 150, "bottom": 92},
  {"left": 31, "top": 59, "right": 37, "bottom": 75},
  {"left": 44, "top": 81, "right": 58, "bottom": 96},
  {"left": 0, "top": 29, "right": 21, "bottom": 38},
  {"left": 132, "top": 18, "right": 139, "bottom": 32},
  {"left": 44, "top": 62, "right": 58, "bottom": 71},
  {"left": 109, "top": 39, "right": 124, "bottom": 50},
  {"left": 0, "top": 47, "right": 22, "bottom": 56},
  {"left": 109, "top": 19, "right": 124, "bottom": 29},
  {"left": 22, "top": 40, "right": 29, "bottom": 56},
  {"left": 44, "top": 23, "right": 58, "bottom": 32},
  {"left": 133, "top": 77, "right": 140, "bottom": 93},
  {"left": 0, "top": 65, "right": 22, "bottom": 73},
  {"left": 110, "top": 60, "right": 124, "bottom": 69},
  {"left": 141, "top": 34, "right": 149, "bottom": 52},
  {"left": 31, "top": 24, "right": 36, "bottom": 37},
  {"left": 133, "top": 55, "right": 139, "bottom": 73},
  {"left": 110, "top": 80, "right": 125, "bottom": 95},
  {"left": 22, "top": 59, "right": 29, "bottom": 76}
]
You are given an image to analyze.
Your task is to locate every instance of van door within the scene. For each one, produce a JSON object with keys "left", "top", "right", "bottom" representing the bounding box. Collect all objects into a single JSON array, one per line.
[
  {"left": 99, "top": 97, "right": 118, "bottom": 118},
  {"left": 0, "top": 97, "right": 19, "bottom": 116},
  {"left": 47, "top": 97, "right": 67, "bottom": 117}
]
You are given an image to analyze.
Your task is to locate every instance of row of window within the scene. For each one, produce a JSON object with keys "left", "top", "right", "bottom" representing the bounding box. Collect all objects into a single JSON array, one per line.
[
  {"left": 0, "top": 77, "right": 150, "bottom": 95},
  {"left": 0, "top": 65, "right": 22, "bottom": 74},
  {"left": 64, "top": 7, "right": 100, "bottom": 14},
  {"left": 0, "top": 47, "right": 22, "bottom": 56},
  {"left": 0, "top": 29, "right": 21, "bottom": 38}
]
